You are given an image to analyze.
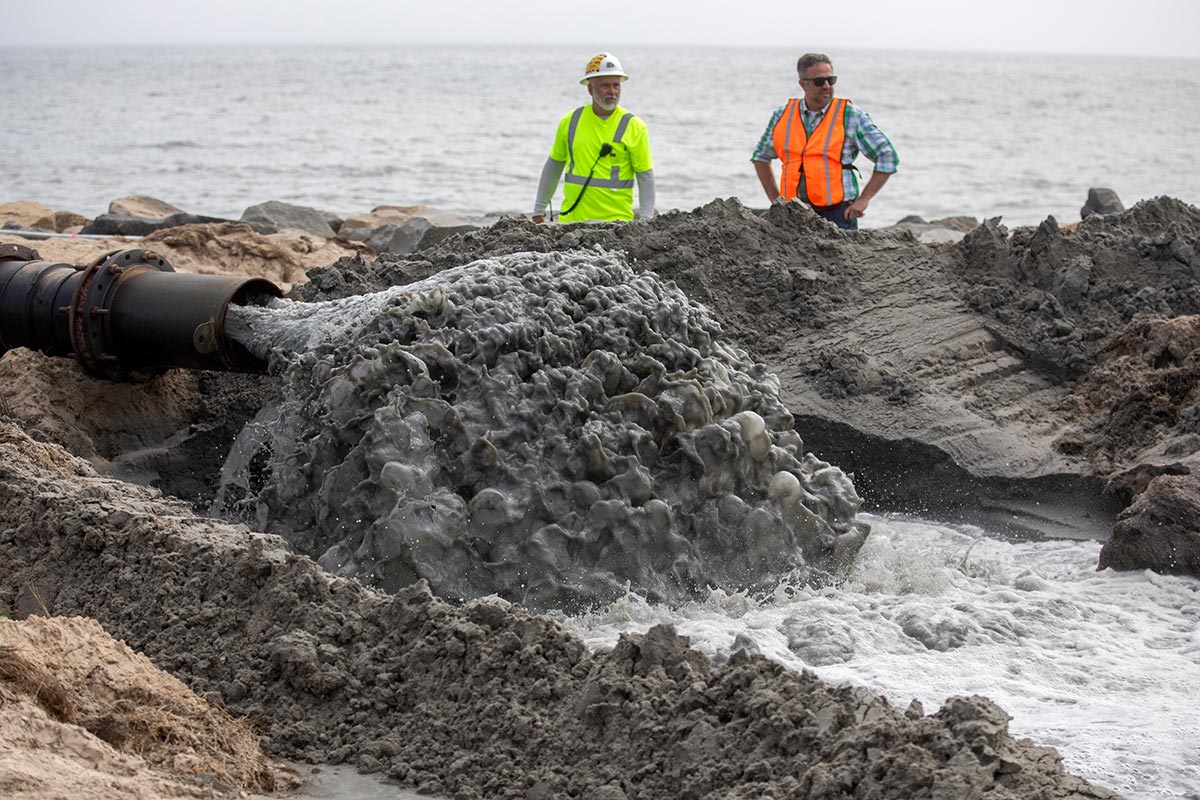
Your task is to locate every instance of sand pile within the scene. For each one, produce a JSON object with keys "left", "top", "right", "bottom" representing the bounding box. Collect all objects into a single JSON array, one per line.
[
  {"left": 296, "top": 197, "right": 1200, "bottom": 555},
  {"left": 9, "top": 195, "right": 1199, "bottom": 797},
  {"left": 0, "top": 615, "right": 281, "bottom": 799}
]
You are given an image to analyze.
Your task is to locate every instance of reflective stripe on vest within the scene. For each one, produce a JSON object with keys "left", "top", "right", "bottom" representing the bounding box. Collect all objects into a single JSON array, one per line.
[
  {"left": 564, "top": 107, "right": 637, "bottom": 189},
  {"left": 772, "top": 97, "right": 848, "bottom": 206}
]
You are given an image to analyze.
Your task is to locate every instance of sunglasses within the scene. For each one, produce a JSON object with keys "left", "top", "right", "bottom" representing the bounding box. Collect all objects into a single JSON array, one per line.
[{"left": 802, "top": 76, "right": 838, "bottom": 87}]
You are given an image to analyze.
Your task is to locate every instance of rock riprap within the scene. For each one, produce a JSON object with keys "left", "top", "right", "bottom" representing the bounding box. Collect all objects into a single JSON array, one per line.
[{"left": 218, "top": 249, "right": 868, "bottom": 609}]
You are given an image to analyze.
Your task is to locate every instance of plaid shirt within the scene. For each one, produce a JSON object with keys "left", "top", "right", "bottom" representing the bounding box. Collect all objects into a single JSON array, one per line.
[{"left": 751, "top": 98, "right": 898, "bottom": 202}]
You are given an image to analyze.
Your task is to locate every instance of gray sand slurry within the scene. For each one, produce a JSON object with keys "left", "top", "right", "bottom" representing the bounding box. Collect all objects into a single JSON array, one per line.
[
  {"left": 300, "top": 197, "right": 1200, "bottom": 560},
  {"left": 216, "top": 249, "right": 867, "bottom": 611}
]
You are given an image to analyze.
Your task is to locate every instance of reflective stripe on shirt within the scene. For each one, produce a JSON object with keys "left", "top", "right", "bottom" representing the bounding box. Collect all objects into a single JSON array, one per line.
[
  {"left": 565, "top": 109, "right": 637, "bottom": 189},
  {"left": 752, "top": 99, "right": 898, "bottom": 201}
]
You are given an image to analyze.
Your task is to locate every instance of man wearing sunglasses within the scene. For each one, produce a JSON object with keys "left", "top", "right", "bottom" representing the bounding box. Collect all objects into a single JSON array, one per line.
[{"left": 751, "top": 53, "right": 898, "bottom": 230}]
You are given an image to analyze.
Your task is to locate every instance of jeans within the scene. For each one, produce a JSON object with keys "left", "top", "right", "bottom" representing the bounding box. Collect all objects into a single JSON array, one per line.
[{"left": 812, "top": 201, "right": 858, "bottom": 230}]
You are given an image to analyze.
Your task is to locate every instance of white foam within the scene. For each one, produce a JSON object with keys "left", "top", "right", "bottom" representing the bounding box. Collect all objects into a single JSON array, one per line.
[{"left": 564, "top": 514, "right": 1200, "bottom": 799}]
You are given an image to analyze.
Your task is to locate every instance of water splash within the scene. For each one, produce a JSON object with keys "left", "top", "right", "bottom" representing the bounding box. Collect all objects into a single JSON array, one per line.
[{"left": 563, "top": 514, "right": 1200, "bottom": 800}]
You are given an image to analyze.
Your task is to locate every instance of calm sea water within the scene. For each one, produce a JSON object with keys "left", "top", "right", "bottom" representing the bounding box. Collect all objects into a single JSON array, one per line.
[
  {"left": 2, "top": 44, "right": 1198, "bottom": 227},
  {"left": 4, "top": 43, "right": 1199, "bottom": 799}
]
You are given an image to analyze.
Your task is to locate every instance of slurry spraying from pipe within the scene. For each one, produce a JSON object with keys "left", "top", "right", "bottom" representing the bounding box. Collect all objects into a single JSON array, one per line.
[{"left": 219, "top": 249, "right": 868, "bottom": 610}]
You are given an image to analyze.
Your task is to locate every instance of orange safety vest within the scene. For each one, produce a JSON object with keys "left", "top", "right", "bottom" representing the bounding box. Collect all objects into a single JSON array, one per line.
[{"left": 772, "top": 97, "right": 849, "bottom": 207}]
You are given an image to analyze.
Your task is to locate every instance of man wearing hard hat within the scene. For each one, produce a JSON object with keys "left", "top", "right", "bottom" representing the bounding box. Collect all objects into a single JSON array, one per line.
[{"left": 532, "top": 53, "right": 655, "bottom": 223}]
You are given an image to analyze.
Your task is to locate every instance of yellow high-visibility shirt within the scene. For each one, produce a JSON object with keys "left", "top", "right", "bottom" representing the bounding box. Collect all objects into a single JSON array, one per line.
[{"left": 549, "top": 105, "right": 652, "bottom": 223}]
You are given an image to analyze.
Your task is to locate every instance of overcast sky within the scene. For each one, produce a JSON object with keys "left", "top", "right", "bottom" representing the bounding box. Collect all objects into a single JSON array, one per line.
[{"left": 4, "top": 0, "right": 1197, "bottom": 59}]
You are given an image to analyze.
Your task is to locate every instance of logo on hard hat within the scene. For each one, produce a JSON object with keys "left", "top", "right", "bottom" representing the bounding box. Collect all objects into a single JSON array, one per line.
[{"left": 580, "top": 53, "right": 627, "bottom": 84}]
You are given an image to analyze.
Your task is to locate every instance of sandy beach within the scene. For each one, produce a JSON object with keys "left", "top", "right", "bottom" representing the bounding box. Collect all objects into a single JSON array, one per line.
[{"left": 4, "top": 192, "right": 1200, "bottom": 798}]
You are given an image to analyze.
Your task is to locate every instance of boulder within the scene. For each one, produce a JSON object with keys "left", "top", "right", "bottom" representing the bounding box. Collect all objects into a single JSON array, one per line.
[
  {"left": 52, "top": 210, "right": 91, "bottom": 233},
  {"left": 338, "top": 205, "right": 428, "bottom": 242},
  {"left": 239, "top": 201, "right": 337, "bottom": 238},
  {"left": 108, "top": 195, "right": 187, "bottom": 219},
  {"left": 336, "top": 223, "right": 375, "bottom": 243},
  {"left": 342, "top": 205, "right": 481, "bottom": 253},
  {"left": 365, "top": 216, "right": 480, "bottom": 255},
  {"left": 352, "top": 205, "right": 428, "bottom": 226},
  {"left": 319, "top": 210, "right": 344, "bottom": 234},
  {"left": 1100, "top": 472, "right": 1200, "bottom": 574},
  {"left": 1080, "top": 187, "right": 1124, "bottom": 218},
  {"left": 367, "top": 218, "right": 432, "bottom": 255},
  {"left": 81, "top": 212, "right": 230, "bottom": 237},
  {"left": 0, "top": 200, "right": 56, "bottom": 230}
]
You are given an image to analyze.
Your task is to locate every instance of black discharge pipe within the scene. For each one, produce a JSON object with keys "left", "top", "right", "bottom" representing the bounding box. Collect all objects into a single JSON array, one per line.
[{"left": 0, "top": 244, "right": 282, "bottom": 382}]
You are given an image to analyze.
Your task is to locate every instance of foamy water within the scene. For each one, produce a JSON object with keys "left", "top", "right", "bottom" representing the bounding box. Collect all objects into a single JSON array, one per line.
[{"left": 563, "top": 514, "right": 1200, "bottom": 799}]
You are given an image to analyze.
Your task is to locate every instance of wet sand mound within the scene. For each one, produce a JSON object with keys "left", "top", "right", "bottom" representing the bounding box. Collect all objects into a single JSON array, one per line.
[
  {"left": 301, "top": 197, "right": 1200, "bottom": 552},
  {"left": 217, "top": 249, "right": 867, "bottom": 610}
]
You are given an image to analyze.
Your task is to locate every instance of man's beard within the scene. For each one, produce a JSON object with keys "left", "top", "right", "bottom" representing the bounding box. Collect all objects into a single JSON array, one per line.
[{"left": 596, "top": 96, "right": 618, "bottom": 112}]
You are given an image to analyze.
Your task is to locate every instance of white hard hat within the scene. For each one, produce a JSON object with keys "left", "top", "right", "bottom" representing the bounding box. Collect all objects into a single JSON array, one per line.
[{"left": 580, "top": 52, "right": 628, "bottom": 85}]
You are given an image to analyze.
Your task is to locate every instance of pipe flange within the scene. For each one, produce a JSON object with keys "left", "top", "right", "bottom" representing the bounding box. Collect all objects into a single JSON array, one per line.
[
  {"left": 0, "top": 243, "right": 41, "bottom": 263},
  {"left": 69, "top": 248, "right": 174, "bottom": 381}
]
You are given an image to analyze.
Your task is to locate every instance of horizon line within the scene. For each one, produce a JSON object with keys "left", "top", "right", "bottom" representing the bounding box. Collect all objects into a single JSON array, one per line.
[{"left": 0, "top": 40, "right": 1195, "bottom": 62}]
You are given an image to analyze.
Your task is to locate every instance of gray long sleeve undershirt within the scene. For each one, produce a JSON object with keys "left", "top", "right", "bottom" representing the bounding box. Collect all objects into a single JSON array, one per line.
[
  {"left": 532, "top": 157, "right": 656, "bottom": 221},
  {"left": 533, "top": 157, "right": 565, "bottom": 216},
  {"left": 636, "top": 169, "right": 655, "bottom": 221}
]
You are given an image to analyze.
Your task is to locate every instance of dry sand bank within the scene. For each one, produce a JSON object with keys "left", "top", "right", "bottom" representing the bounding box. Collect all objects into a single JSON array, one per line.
[{"left": 0, "top": 615, "right": 281, "bottom": 799}]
